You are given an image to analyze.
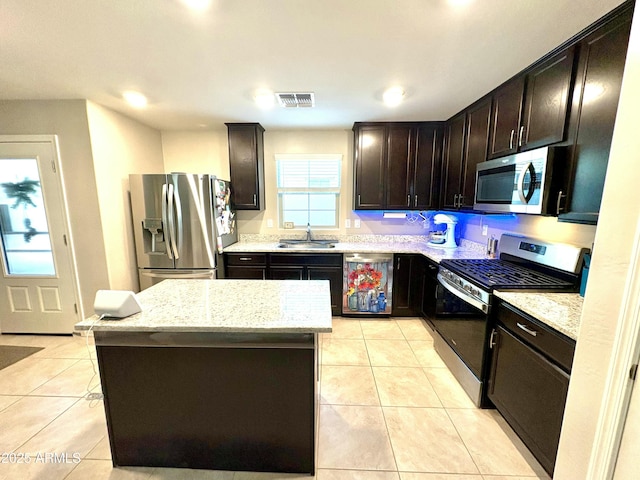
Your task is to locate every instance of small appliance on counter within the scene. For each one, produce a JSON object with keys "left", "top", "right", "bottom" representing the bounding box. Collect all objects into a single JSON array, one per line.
[{"left": 428, "top": 214, "right": 458, "bottom": 249}]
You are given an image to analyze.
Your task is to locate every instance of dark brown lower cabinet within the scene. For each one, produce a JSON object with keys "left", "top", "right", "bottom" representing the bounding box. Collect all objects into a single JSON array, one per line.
[
  {"left": 224, "top": 253, "right": 267, "bottom": 279},
  {"left": 392, "top": 254, "right": 425, "bottom": 316},
  {"left": 488, "top": 302, "right": 575, "bottom": 476},
  {"left": 225, "top": 253, "right": 343, "bottom": 315},
  {"left": 96, "top": 331, "right": 316, "bottom": 473}
]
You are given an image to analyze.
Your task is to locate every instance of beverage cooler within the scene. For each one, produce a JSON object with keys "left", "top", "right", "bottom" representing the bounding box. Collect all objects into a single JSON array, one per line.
[{"left": 343, "top": 254, "right": 393, "bottom": 315}]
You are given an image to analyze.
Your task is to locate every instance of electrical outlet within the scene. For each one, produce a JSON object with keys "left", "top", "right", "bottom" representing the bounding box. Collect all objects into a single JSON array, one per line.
[
  {"left": 354, "top": 219, "right": 361, "bottom": 229},
  {"left": 284, "top": 221, "right": 294, "bottom": 229},
  {"left": 345, "top": 219, "right": 351, "bottom": 228},
  {"left": 482, "top": 225, "right": 488, "bottom": 236},
  {"left": 267, "top": 219, "right": 273, "bottom": 228}
]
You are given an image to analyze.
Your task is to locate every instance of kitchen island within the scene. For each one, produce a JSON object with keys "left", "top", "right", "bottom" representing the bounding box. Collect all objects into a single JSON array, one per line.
[{"left": 74, "top": 279, "right": 332, "bottom": 475}]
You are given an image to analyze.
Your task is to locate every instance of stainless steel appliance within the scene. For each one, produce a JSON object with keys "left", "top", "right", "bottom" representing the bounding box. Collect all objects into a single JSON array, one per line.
[
  {"left": 130, "top": 173, "right": 237, "bottom": 290},
  {"left": 432, "top": 234, "right": 588, "bottom": 406},
  {"left": 343, "top": 253, "right": 393, "bottom": 315},
  {"left": 474, "top": 146, "right": 564, "bottom": 215}
]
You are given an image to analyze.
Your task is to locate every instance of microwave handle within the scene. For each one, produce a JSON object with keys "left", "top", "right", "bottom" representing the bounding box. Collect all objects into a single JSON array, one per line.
[{"left": 517, "top": 162, "right": 536, "bottom": 204}]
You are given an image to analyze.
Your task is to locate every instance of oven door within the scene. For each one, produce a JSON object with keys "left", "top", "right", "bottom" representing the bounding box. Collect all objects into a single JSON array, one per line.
[{"left": 432, "top": 274, "right": 490, "bottom": 379}]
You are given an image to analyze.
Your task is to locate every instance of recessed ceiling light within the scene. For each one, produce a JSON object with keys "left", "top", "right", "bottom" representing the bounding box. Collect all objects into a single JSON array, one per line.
[
  {"left": 179, "top": 0, "right": 212, "bottom": 11},
  {"left": 254, "top": 89, "right": 275, "bottom": 108},
  {"left": 122, "top": 91, "right": 148, "bottom": 109},
  {"left": 383, "top": 87, "right": 405, "bottom": 107},
  {"left": 448, "top": 0, "right": 474, "bottom": 6}
]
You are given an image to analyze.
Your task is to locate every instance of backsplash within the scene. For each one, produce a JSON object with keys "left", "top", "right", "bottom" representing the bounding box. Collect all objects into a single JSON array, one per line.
[{"left": 237, "top": 233, "right": 486, "bottom": 252}]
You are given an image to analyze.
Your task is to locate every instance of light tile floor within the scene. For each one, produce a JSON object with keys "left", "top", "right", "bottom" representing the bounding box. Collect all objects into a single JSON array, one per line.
[{"left": 0, "top": 318, "right": 550, "bottom": 480}]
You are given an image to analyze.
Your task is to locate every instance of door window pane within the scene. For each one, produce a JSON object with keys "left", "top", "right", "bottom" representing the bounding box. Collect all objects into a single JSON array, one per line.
[{"left": 0, "top": 159, "right": 56, "bottom": 276}]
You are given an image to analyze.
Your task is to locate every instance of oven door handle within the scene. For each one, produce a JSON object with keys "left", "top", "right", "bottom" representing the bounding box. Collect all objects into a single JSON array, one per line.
[{"left": 437, "top": 273, "right": 489, "bottom": 314}]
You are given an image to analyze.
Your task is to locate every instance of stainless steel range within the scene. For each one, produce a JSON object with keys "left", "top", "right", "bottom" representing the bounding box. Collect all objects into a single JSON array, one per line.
[{"left": 431, "top": 234, "right": 589, "bottom": 407}]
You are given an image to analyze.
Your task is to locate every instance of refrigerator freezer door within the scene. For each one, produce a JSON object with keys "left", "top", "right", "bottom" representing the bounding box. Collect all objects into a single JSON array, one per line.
[
  {"left": 138, "top": 269, "right": 216, "bottom": 291},
  {"left": 170, "top": 174, "right": 217, "bottom": 269},
  {"left": 130, "top": 174, "right": 174, "bottom": 270}
]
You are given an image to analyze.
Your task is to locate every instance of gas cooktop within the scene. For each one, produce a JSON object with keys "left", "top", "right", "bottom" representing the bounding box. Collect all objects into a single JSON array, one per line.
[{"left": 439, "top": 258, "right": 577, "bottom": 291}]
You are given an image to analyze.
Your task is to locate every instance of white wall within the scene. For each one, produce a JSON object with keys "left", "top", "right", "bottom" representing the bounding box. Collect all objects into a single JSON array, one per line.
[
  {"left": 554, "top": 4, "right": 640, "bottom": 478},
  {"left": 161, "top": 130, "right": 229, "bottom": 177},
  {"left": 86, "top": 101, "right": 164, "bottom": 292},
  {"left": 0, "top": 100, "right": 109, "bottom": 317}
]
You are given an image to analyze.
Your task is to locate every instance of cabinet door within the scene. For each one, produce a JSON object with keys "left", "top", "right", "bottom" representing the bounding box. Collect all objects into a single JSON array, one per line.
[
  {"left": 226, "top": 267, "right": 267, "bottom": 280},
  {"left": 413, "top": 123, "right": 442, "bottom": 210},
  {"left": 307, "top": 266, "right": 343, "bottom": 316},
  {"left": 270, "top": 267, "right": 305, "bottom": 280},
  {"left": 354, "top": 125, "right": 386, "bottom": 209},
  {"left": 488, "top": 325, "right": 569, "bottom": 476},
  {"left": 421, "top": 260, "right": 439, "bottom": 321},
  {"left": 441, "top": 113, "right": 466, "bottom": 209},
  {"left": 392, "top": 255, "right": 424, "bottom": 316},
  {"left": 226, "top": 124, "right": 265, "bottom": 210},
  {"left": 560, "top": 12, "right": 631, "bottom": 224},
  {"left": 461, "top": 98, "right": 492, "bottom": 208},
  {"left": 488, "top": 77, "right": 525, "bottom": 158},
  {"left": 386, "top": 125, "right": 414, "bottom": 209},
  {"left": 521, "top": 48, "right": 575, "bottom": 151}
]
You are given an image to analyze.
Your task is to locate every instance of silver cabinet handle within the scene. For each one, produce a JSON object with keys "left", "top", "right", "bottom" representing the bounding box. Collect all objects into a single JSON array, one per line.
[
  {"left": 414, "top": 194, "right": 418, "bottom": 206},
  {"left": 453, "top": 193, "right": 459, "bottom": 207},
  {"left": 239, "top": 257, "right": 253, "bottom": 261},
  {"left": 509, "top": 129, "right": 515, "bottom": 149},
  {"left": 252, "top": 194, "right": 257, "bottom": 207},
  {"left": 556, "top": 190, "right": 565, "bottom": 215},
  {"left": 407, "top": 195, "right": 411, "bottom": 207},
  {"left": 517, "top": 322, "right": 538, "bottom": 337},
  {"left": 518, "top": 126, "right": 525, "bottom": 147},
  {"left": 458, "top": 195, "right": 464, "bottom": 207},
  {"left": 489, "top": 329, "right": 497, "bottom": 349},
  {"left": 358, "top": 194, "right": 361, "bottom": 207}
]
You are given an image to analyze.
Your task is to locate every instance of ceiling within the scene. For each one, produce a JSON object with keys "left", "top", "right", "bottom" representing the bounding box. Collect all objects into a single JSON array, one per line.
[{"left": 0, "top": 0, "right": 628, "bottom": 131}]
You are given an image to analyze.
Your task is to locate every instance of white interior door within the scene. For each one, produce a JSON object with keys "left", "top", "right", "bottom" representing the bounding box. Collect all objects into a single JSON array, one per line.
[{"left": 0, "top": 136, "right": 80, "bottom": 334}]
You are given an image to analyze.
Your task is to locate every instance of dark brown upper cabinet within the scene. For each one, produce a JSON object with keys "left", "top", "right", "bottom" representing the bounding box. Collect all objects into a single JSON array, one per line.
[
  {"left": 353, "top": 124, "right": 386, "bottom": 209},
  {"left": 559, "top": 6, "right": 632, "bottom": 224},
  {"left": 488, "top": 49, "right": 574, "bottom": 159},
  {"left": 353, "top": 122, "right": 442, "bottom": 210},
  {"left": 442, "top": 97, "right": 492, "bottom": 210},
  {"left": 226, "top": 123, "right": 265, "bottom": 210}
]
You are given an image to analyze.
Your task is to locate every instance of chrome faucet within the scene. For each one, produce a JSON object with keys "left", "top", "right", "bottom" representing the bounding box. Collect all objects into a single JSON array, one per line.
[{"left": 306, "top": 223, "right": 312, "bottom": 241}]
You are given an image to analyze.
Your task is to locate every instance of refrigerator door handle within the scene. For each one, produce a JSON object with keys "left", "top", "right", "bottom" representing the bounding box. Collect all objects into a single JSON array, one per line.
[
  {"left": 172, "top": 182, "right": 183, "bottom": 259},
  {"left": 167, "top": 183, "right": 180, "bottom": 260},
  {"left": 140, "top": 271, "right": 215, "bottom": 279},
  {"left": 162, "top": 183, "right": 173, "bottom": 260}
]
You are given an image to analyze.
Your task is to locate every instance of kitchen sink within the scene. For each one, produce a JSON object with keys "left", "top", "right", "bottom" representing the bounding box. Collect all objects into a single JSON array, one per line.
[{"left": 277, "top": 239, "right": 337, "bottom": 249}]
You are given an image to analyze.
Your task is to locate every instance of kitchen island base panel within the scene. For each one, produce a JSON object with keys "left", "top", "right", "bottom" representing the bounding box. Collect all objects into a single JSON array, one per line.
[{"left": 95, "top": 332, "right": 317, "bottom": 474}]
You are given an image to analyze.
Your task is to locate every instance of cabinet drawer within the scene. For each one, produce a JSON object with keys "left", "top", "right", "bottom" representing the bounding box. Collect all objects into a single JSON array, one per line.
[
  {"left": 496, "top": 301, "right": 575, "bottom": 372},
  {"left": 225, "top": 254, "right": 267, "bottom": 266},
  {"left": 269, "top": 253, "right": 342, "bottom": 267}
]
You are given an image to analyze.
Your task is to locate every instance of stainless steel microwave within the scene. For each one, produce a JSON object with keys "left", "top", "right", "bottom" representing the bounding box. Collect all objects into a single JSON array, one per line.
[{"left": 474, "top": 146, "right": 563, "bottom": 215}]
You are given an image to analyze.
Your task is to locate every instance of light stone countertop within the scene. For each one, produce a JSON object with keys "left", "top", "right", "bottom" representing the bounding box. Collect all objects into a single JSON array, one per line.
[
  {"left": 75, "top": 279, "right": 333, "bottom": 333},
  {"left": 494, "top": 290, "right": 583, "bottom": 341},
  {"left": 224, "top": 236, "right": 490, "bottom": 264}
]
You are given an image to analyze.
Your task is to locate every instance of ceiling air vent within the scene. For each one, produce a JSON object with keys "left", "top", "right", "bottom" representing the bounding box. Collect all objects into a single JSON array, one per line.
[{"left": 276, "top": 92, "right": 315, "bottom": 108}]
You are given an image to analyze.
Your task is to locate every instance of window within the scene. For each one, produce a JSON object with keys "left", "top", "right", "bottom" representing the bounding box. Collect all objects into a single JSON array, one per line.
[{"left": 276, "top": 154, "right": 341, "bottom": 229}]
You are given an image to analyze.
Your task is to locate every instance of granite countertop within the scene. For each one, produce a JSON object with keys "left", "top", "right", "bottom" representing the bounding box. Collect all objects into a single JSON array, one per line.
[
  {"left": 75, "top": 279, "right": 333, "bottom": 333},
  {"left": 494, "top": 290, "right": 583, "bottom": 341},
  {"left": 224, "top": 234, "right": 490, "bottom": 264}
]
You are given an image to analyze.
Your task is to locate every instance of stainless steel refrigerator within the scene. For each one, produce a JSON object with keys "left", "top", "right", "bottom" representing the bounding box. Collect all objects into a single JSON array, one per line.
[{"left": 130, "top": 173, "right": 237, "bottom": 290}]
